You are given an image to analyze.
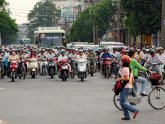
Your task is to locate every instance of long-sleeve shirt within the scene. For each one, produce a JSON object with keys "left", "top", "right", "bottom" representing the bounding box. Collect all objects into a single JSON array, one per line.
[{"left": 130, "top": 58, "right": 147, "bottom": 77}]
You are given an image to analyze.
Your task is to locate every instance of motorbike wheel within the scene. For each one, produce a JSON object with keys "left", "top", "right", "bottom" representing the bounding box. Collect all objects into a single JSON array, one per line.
[
  {"left": 63, "top": 71, "right": 67, "bottom": 81},
  {"left": 22, "top": 69, "right": 26, "bottom": 79},
  {"left": 42, "top": 68, "right": 46, "bottom": 76},
  {"left": 31, "top": 71, "right": 36, "bottom": 78},
  {"left": 50, "top": 68, "right": 54, "bottom": 79},
  {"left": 19, "top": 74, "right": 22, "bottom": 79},
  {"left": 11, "top": 72, "right": 15, "bottom": 82}
]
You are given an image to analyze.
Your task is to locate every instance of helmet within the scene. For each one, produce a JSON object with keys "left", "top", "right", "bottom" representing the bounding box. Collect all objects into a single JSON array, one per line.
[
  {"left": 121, "top": 55, "right": 131, "bottom": 64},
  {"left": 149, "top": 48, "right": 156, "bottom": 53}
]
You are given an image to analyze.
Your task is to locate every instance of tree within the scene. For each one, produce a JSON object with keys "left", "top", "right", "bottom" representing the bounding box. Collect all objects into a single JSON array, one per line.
[
  {"left": 28, "top": 0, "right": 60, "bottom": 41},
  {"left": 90, "top": 0, "right": 116, "bottom": 38},
  {"left": 0, "top": 0, "right": 18, "bottom": 44},
  {"left": 69, "top": 8, "right": 93, "bottom": 42},
  {"left": 121, "top": 0, "right": 162, "bottom": 36},
  {"left": 69, "top": 0, "right": 116, "bottom": 42}
]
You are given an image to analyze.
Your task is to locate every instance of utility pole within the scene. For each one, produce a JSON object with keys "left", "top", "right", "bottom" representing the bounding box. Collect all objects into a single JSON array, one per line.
[
  {"left": 161, "top": 0, "right": 165, "bottom": 48},
  {"left": 113, "top": 0, "right": 121, "bottom": 42},
  {"left": 92, "top": 0, "right": 96, "bottom": 44}
]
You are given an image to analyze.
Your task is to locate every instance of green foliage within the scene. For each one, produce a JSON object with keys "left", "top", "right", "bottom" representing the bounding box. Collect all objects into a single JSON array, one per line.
[
  {"left": 90, "top": 0, "right": 116, "bottom": 37},
  {"left": 70, "top": 0, "right": 116, "bottom": 42},
  {"left": 28, "top": 0, "right": 60, "bottom": 41},
  {"left": 121, "top": 0, "right": 162, "bottom": 35},
  {"left": 0, "top": 0, "right": 18, "bottom": 44},
  {"left": 70, "top": 8, "right": 93, "bottom": 42}
]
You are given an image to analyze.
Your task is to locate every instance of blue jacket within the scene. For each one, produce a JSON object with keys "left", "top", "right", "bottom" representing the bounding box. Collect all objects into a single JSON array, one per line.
[{"left": 101, "top": 53, "right": 112, "bottom": 59}]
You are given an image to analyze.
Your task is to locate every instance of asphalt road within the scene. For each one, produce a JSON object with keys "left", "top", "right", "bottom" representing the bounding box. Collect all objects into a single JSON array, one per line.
[{"left": 0, "top": 73, "right": 164, "bottom": 124}]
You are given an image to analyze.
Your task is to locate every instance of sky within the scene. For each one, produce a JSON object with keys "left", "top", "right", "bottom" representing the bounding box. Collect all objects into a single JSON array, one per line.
[{"left": 7, "top": 0, "right": 40, "bottom": 24}]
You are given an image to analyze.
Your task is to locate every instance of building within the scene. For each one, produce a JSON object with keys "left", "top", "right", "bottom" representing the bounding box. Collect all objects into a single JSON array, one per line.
[
  {"left": 52, "top": 0, "right": 70, "bottom": 9},
  {"left": 17, "top": 23, "right": 29, "bottom": 40}
]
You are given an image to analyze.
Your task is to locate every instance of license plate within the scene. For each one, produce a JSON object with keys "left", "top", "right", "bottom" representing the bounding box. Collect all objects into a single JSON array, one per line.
[{"left": 62, "top": 65, "right": 68, "bottom": 69}]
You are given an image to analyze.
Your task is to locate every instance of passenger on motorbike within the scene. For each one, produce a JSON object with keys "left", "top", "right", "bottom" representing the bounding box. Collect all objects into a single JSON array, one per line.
[
  {"left": 87, "top": 48, "right": 96, "bottom": 74},
  {"left": 128, "top": 49, "right": 149, "bottom": 96}
]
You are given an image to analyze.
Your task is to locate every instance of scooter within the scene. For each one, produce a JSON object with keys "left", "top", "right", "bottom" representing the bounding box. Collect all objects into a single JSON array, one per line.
[
  {"left": 102, "top": 58, "right": 112, "bottom": 78},
  {"left": 17, "top": 60, "right": 26, "bottom": 79},
  {"left": 149, "top": 63, "right": 162, "bottom": 85},
  {"left": 29, "top": 58, "right": 38, "bottom": 78},
  {"left": 48, "top": 59, "right": 56, "bottom": 78},
  {"left": 10, "top": 61, "right": 18, "bottom": 82},
  {"left": 77, "top": 59, "right": 87, "bottom": 81},
  {"left": 59, "top": 59, "right": 69, "bottom": 81},
  {"left": 88, "top": 58, "right": 95, "bottom": 76},
  {"left": 39, "top": 59, "right": 48, "bottom": 76},
  {"left": 70, "top": 59, "right": 77, "bottom": 78}
]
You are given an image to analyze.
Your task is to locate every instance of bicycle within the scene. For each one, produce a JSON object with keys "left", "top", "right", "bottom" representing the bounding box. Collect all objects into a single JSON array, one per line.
[{"left": 113, "top": 72, "right": 165, "bottom": 110}]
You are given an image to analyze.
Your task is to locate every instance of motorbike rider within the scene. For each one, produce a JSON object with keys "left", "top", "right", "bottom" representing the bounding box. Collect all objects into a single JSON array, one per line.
[
  {"left": 147, "top": 48, "right": 164, "bottom": 84},
  {"left": 76, "top": 49, "right": 87, "bottom": 60},
  {"left": 46, "top": 49, "right": 56, "bottom": 60},
  {"left": 87, "top": 48, "right": 96, "bottom": 74},
  {"left": 128, "top": 49, "right": 149, "bottom": 96},
  {"left": 8, "top": 49, "right": 20, "bottom": 77},
  {"left": 58, "top": 49, "right": 71, "bottom": 76},
  {"left": 134, "top": 49, "right": 144, "bottom": 63},
  {"left": 101, "top": 48, "right": 112, "bottom": 74}
]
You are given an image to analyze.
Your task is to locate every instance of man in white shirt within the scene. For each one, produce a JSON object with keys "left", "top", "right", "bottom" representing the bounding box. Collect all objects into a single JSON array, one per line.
[
  {"left": 46, "top": 49, "right": 55, "bottom": 60},
  {"left": 58, "top": 49, "right": 68, "bottom": 61},
  {"left": 111, "top": 47, "right": 120, "bottom": 59},
  {"left": 76, "top": 49, "right": 87, "bottom": 60},
  {"left": 157, "top": 47, "right": 165, "bottom": 63}
]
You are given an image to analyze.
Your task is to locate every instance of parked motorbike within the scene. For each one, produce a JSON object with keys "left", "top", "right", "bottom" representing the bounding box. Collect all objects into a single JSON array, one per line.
[
  {"left": 48, "top": 59, "right": 56, "bottom": 78},
  {"left": 29, "top": 58, "right": 38, "bottom": 78},
  {"left": 77, "top": 59, "right": 87, "bottom": 81},
  {"left": 39, "top": 59, "right": 48, "bottom": 76},
  {"left": 59, "top": 59, "right": 69, "bottom": 81},
  {"left": 102, "top": 58, "right": 112, "bottom": 78},
  {"left": 10, "top": 61, "right": 18, "bottom": 82}
]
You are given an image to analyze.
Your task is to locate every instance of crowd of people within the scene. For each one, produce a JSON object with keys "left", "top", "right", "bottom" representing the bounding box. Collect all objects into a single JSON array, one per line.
[{"left": 0, "top": 44, "right": 165, "bottom": 120}]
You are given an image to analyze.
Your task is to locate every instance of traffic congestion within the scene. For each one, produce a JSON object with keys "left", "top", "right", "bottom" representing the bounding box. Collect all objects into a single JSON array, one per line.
[{"left": 0, "top": 44, "right": 165, "bottom": 120}]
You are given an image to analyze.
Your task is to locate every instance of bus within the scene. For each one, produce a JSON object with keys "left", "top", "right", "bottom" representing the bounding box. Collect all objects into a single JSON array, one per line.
[{"left": 34, "top": 27, "right": 66, "bottom": 47}]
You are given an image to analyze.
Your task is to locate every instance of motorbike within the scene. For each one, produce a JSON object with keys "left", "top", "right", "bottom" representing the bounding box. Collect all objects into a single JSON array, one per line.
[
  {"left": 77, "top": 59, "right": 87, "bottom": 81},
  {"left": 48, "top": 58, "right": 56, "bottom": 78},
  {"left": 0, "top": 58, "right": 5, "bottom": 78},
  {"left": 10, "top": 61, "right": 18, "bottom": 82},
  {"left": 70, "top": 59, "right": 77, "bottom": 78},
  {"left": 29, "top": 58, "right": 38, "bottom": 78},
  {"left": 59, "top": 59, "right": 69, "bottom": 81},
  {"left": 39, "top": 59, "right": 48, "bottom": 76},
  {"left": 111, "top": 57, "right": 120, "bottom": 78},
  {"left": 149, "top": 63, "right": 162, "bottom": 85},
  {"left": 88, "top": 58, "right": 95, "bottom": 76},
  {"left": 17, "top": 60, "right": 26, "bottom": 79},
  {"left": 102, "top": 58, "right": 112, "bottom": 78}
]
